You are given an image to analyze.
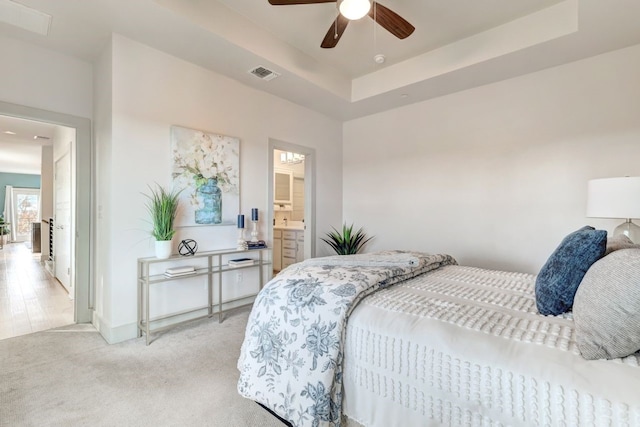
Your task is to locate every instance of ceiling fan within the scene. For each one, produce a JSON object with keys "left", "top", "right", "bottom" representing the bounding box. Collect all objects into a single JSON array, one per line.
[{"left": 267, "top": 0, "right": 415, "bottom": 49}]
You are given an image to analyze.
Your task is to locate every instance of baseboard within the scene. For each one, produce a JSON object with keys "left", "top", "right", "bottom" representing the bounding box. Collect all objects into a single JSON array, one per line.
[
  {"left": 92, "top": 312, "right": 138, "bottom": 344},
  {"left": 43, "top": 260, "right": 55, "bottom": 277},
  {"left": 92, "top": 296, "right": 257, "bottom": 344}
]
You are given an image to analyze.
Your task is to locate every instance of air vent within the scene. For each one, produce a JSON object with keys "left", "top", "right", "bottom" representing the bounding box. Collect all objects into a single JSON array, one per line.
[
  {"left": 33, "top": 135, "right": 50, "bottom": 140},
  {"left": 249, "top": 66, "right": 280, "bottom": 81}
]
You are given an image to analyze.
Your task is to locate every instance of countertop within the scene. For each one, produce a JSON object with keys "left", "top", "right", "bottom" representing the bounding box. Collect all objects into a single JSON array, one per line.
[{"left": 274, "top": 224, "right": 304, "bottom": 231}]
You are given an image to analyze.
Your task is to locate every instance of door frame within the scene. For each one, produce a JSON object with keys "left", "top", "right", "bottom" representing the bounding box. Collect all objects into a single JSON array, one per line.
[
  {"left": 0, "top": 100, "right": 93, "bottom": 323},
  {"left": 268, "top": 139, "right": 316, "bottom": 261}
]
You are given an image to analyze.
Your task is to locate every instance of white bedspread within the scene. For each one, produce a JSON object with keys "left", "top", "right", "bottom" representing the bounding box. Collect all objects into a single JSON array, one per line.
[
  {"left": 238, "top": 251, "right": 456, "bottom": 427},
  {"left": 342, "top": 265, "right": 640, "bottom": 426}
]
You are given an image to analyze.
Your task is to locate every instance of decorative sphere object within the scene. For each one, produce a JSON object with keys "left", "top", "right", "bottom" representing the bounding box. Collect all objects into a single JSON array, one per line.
[{"left": 178, "top": 239, "right": 198, "bottom": 256}]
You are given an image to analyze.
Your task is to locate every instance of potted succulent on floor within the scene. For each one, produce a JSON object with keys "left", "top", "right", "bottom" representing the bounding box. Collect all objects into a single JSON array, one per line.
[
  {"left": 320, "top": 223, "right": 374, "bottom": 255},
  {"left": 143, "top": 184, "right": 181, "bottom": 259},
  {"left": 0, "top": 215, "right": 9, "bottom": 248}
]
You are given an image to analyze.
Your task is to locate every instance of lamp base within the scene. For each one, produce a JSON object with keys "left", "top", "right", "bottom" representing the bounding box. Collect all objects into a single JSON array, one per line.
[
  {"left": 237, "top": 229, "right": 247, "bottom": 251},
  {"left": 613, "top": 219, "right": 640, "bottom": 243},
  {"left": 250, "top": 220, "right": 259, "bottom": 242}
]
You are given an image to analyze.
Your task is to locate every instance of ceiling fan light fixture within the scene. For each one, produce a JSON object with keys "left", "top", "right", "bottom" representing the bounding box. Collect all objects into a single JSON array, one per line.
[{"left": 338, "top": 0, "right": 371, "bottom": 20}]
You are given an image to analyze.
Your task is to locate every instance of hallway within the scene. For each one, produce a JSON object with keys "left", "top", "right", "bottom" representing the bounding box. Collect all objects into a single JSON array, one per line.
[{"left": 0, "top": 242, "right": 73, "bottom": 340}]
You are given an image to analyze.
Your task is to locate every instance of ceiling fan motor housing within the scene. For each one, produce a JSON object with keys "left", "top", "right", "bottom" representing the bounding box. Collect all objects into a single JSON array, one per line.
[{"left": 338, "top": 0, "right": 371, "bottom": 20}]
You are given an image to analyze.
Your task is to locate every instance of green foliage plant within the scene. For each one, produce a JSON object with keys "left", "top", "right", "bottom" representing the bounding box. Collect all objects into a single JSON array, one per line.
[
  {"left": 0, "top": 215, "right": 8, "bottom": 236},
  {"left": 320, "top": 223, "right": 374, "bottom": 255},
  {"left": 143, "top": 184, "right": 181, "bottom": 241}
]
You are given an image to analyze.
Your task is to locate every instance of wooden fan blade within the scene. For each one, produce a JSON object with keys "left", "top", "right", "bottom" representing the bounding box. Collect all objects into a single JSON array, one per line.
[
  {"left": 321, "top": 14, "right": 349, "bottom": 48},
  {"left": 268, "top": 0, "right": 335, "bottom": 5},
  {"left": 369, "top": 2, "right": 415, "bottom": 39}
]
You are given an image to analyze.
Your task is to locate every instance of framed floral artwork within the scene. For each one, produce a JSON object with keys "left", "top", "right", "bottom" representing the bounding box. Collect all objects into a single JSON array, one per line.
[{"left": 171, "top": 125, "right": 239, "bottom": 226}]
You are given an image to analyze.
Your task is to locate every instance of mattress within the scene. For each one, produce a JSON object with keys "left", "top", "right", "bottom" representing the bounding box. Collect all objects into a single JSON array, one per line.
[{"left": 341, "top": 265, "right": 640, "bottom": 426}]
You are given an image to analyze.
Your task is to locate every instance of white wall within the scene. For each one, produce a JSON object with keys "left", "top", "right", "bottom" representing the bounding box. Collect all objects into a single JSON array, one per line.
[
  {"left": 343, "top": 43, "right": 640, "bottom": 274},
  {"left": 0, "top": 35, "right": 92, "bottom": 118},
  {"left": 95, "top": 34, "right": 342, "bottom": 342}
]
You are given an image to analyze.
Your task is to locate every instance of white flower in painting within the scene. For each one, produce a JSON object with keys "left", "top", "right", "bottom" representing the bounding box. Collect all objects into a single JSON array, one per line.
[{"left": 172, "top": 131, "right": 239, "bottom": 194}]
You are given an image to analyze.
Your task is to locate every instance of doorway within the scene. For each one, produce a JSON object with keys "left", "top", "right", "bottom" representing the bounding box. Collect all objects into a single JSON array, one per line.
[
  {"left": 269, "top": 140, "right": 316, "bottom": 271},
  {"left": 0, "top": 100, "right": 92, "bottom": 328}
]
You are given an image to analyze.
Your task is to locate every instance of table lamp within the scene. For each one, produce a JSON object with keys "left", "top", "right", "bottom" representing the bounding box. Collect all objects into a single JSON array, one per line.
[{"left": 587, "top": 176, "right": 640, "bottom": 243}]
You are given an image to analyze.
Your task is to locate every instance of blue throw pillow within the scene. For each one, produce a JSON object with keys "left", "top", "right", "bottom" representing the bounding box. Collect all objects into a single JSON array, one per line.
[{"left": 535, "top": 226, "right": 607, "bottom": 315}]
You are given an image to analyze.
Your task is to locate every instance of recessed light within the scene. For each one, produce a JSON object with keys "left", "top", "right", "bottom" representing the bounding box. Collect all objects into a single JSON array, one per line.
[{"left": 3, "top": 131, "right": 16, "bottom": 135}]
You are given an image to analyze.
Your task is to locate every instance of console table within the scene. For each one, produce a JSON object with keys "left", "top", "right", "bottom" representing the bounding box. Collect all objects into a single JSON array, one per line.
[{"left": 137, "top": 247, "right": 271, "bottom": 345}]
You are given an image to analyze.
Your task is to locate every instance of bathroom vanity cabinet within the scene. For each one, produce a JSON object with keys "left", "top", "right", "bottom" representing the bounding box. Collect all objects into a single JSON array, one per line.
[{"left": 273, "top": 228, "right": 304, "bottom": 272}]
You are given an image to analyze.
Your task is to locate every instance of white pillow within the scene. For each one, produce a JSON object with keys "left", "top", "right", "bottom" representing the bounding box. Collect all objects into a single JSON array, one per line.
[
  {"left": 604, "top": 234, "right": 640, "bottom": 256},
  {"left": 573, "top": 248, "right": 640, "bottom": 360}
]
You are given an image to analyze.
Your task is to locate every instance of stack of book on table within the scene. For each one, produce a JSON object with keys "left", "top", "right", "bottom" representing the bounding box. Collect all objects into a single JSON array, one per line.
[
  {"left": 164, "top": 266, "right": 196, "bottom": 278},
  {"left": 246, "top": 240, "right": 267, "bottom": 250},
  {"left": 228, "top": 258, "right": 255, "bottom": 267}
]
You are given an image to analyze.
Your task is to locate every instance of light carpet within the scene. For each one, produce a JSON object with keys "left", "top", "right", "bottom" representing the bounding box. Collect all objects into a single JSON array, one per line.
[{"left": 0, "top": 308, "right": 284, "bottom": 427}]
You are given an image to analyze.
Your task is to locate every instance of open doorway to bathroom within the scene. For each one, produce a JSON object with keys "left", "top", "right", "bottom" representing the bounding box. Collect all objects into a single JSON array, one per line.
[{"left": 269, "top": 141, "right": 316, "bottom": 274}]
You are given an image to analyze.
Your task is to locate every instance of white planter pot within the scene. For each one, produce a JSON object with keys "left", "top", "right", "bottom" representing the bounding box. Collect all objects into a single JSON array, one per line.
[{"left": 155, "top": 240, "right": 172, "bottom": 259}]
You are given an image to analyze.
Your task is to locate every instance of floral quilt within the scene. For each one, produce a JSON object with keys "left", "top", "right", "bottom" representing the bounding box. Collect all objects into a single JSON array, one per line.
[{"left": 237, "top": 251, "right": 457, "bottom": 427}]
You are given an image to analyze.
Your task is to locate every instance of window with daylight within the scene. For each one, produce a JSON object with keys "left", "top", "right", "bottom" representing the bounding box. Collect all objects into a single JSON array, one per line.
[{"left": 13, "top": 188, "right": 40, "bottom": 242}]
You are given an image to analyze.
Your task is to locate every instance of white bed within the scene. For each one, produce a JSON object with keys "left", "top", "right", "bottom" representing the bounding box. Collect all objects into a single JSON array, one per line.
[
  {"left": 239, "top": 250, "right": 640, "bottom": 427},
  {"left": 342, "top": 265, "right": 640, "bottom": 426}
]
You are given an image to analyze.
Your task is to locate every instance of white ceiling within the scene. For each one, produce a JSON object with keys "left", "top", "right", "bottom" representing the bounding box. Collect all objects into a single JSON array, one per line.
[
  {"left": 0, "top": 115, "right": 55, "bottom": 175},
  {"left": 1, "top": 0, "right": 640, "bottom": 173},
  {"left": 217, "top": 0, "right": 563, "bottom": 79}
]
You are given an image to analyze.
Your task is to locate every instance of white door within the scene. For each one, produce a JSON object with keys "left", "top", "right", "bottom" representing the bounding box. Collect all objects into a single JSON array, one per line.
[
  {"left": 11, "top": 188, "right": 40, "bottom": 242},
  {"left": 55, "top": 151, "right": 72, "bottom": 294}
]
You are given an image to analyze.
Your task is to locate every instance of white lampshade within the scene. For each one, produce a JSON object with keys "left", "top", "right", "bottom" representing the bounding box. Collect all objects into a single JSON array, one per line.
[
  {"left": 339, "top": 0, "right": 371, "bottom": 20},
  {"left": 587, "top": 177, "right": 640, "bottom": 219},
  {"left": 587, "top": 176, "right": 640, "bottom": 243}
]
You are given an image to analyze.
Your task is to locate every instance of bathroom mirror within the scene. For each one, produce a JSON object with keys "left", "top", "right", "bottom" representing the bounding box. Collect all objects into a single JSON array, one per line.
[{"left": 274, "top": 169, "right": 293, "bottom": 204}]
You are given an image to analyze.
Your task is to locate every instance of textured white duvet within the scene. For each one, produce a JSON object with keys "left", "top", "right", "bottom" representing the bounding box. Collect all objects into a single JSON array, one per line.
[{"left": 341, "top": 265, "right": 640, "bottom": 426}]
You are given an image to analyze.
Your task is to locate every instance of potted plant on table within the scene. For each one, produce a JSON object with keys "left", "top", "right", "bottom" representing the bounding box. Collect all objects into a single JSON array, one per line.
[
  {"left": 320, "top": 223, "right": 374, "bottom": 255},
  {"left": 143, "top": 184, "right": 181, "bottom": 259}
]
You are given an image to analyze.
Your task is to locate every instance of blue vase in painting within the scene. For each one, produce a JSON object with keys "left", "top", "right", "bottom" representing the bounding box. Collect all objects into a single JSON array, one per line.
[{"left": 195, "top": 178, "right": 222, "bottom": 224}]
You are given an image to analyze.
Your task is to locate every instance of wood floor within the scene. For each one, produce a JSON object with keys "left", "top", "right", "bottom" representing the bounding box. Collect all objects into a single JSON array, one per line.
[{"left": 0, "top": 242, "right": 73, "bottom": 340}]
